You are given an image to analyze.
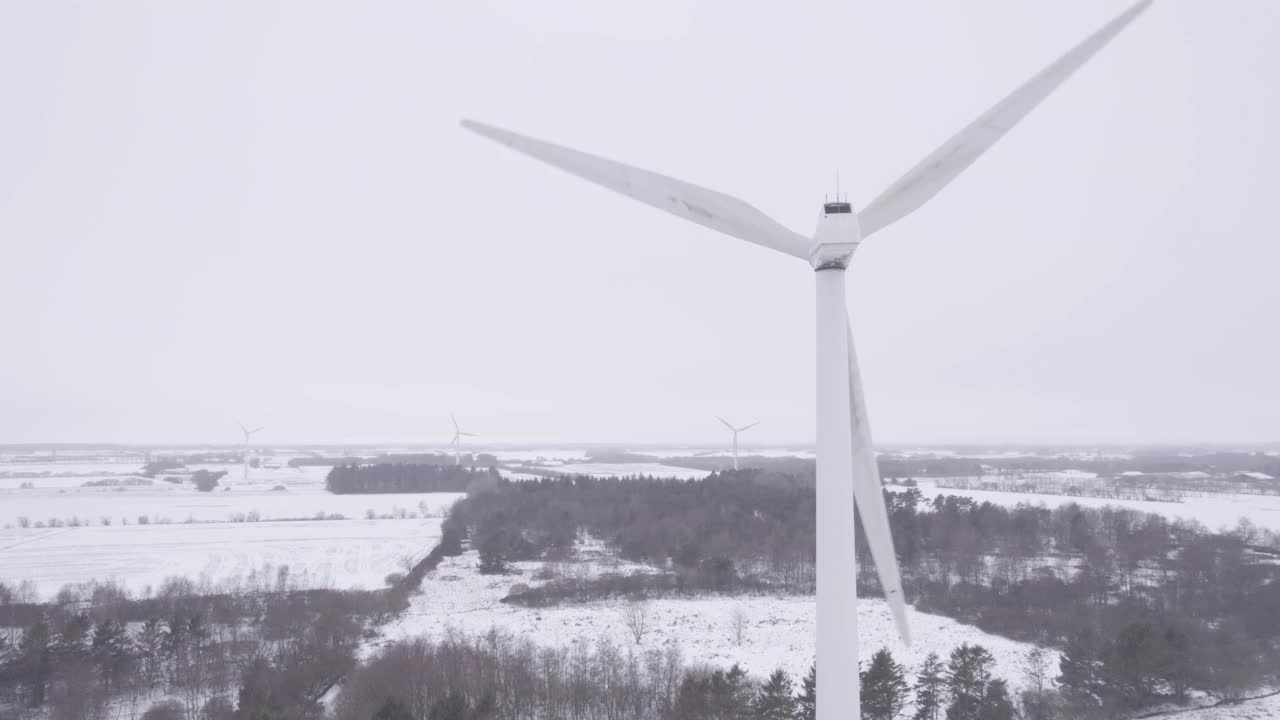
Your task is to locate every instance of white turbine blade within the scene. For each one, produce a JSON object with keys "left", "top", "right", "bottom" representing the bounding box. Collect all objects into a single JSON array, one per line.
[
  {"left": 451, "top": 414, "right": 460, "bottom": 434},
  {"left": 737, "top": 422, "right": 760, "bottom": 433},
  {"left": 857, "top": 0, "right": 1153, "bottom": 238},
  {"left": 461, "top": 119, "right": 811, "bottom": 259},
  {"left": 717, "top": 416, "right": 736, "bottom": 432},
  {"left": 235, "top": 420, "right": 247, "bottom": 434},
  {"left": 461, "top": 432, "right": 479, "bottom": 437},
  {"left": 847, "top": 316, "right": 911, "bottom": 646}
]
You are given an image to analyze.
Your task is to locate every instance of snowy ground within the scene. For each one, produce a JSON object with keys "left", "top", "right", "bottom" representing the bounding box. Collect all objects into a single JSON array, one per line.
[
  {"left": 0, "top": 462, "right": 462, "bottom": 527},
  {"left": 0, "top": 456, "right": 458, "bottom": 599},
  {"left": 1177, "top": 693, "right": 1280, "bottom": 719},
  {"left": 902, "top": 480, "right": 1280, "bottom": 533},
  {"left": 376, "top": 550, "right": 1051, "bottom": 691},
  {"left": 526, "top": 462, "right": 712, "bottom": 480},
  {"left": 0, "top": 517, "right": 442, "bottom": 600}
]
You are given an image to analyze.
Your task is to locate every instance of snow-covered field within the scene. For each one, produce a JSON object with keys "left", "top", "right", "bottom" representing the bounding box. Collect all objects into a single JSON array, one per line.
[
  {"left": 376, "top": 550, "right": 1050, "bottom": 691},
  {"left": 0, "top": 456, "right": 459, "bottom": 599},
  {"left": 0, "top": 517, "right": 442, "bottom": 600},
  {"left": 903, "top": 480, "right": 1280, "bottom": 533},
  {"left": 528, "top": 462, "right": 712, "bottom": 480},
  {"left": 0, "top": 463, "right": 462, "bottom": 527},
  {"left": 1181, "top": 693, "right": 1280, "bottom": 719}
]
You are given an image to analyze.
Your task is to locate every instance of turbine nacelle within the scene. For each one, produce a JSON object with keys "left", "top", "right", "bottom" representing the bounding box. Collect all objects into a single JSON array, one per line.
[{"left": 809, "top": 201, "right": 862, "bottom": 271}]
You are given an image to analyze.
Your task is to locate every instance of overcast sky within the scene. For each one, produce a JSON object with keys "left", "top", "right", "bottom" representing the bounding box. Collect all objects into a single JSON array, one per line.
[{"left": 1, "top": 1, "right": 1277, "bottom": 447}]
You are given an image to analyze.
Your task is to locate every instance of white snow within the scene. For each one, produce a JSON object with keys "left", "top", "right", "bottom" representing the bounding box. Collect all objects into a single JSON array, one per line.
[
  {"left": 901, "top": 480, "right": 1280, "bottom": 533},
  {"left": 528, "top": 462, "right": 712, "bottom": 480},
  {"left": 0, "top": 517, "right": 442, "bottom": 600},
  {"left": 0, "top": 463, "right": 463, "bottom": 527}
]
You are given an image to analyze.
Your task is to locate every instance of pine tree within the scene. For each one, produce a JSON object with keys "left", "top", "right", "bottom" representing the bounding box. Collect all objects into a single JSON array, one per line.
[
  {"left": 913, "top": 653, "right": 945, "bottom": 720},
  {"left": 753, "top": 668, "right": 797, "bottom": 720},
  {"left": 372, "top": 698, "right": 415, "bottom": 720},
  {"left": 137, "top": 617, "right": 164, "bottom": 687},
  {"left": 861, "top": 648, "right": 909, "bottom": 720},
  {"left": 797, "top": 664, "right": 816, "bottom": 720},
  {"left": 53, "top": 613, "right": 91, "bottom": 662},
  {"left": 978, "top": 679, "right": 1015, "bottom": 720},
  {"left": 1058, "top": 627, "right": 1103, "bottom": 710},
  {"left": 91, "top": 618, "right": 135, "bottom": 693},
  {"left": 428, "top": 690, "right": 470, "bottom": 720},
  {"left": 715, "top": 664, "right": 754, "bottom": 717},
  {"left": 945, "top": 644, "right": 995, "bottom": 720},
  {"left": 18, "top": 621, "right": 52, "bottom": 707},
  {"left": 477, "top": 533, "right": 510, "bottom": 575}
]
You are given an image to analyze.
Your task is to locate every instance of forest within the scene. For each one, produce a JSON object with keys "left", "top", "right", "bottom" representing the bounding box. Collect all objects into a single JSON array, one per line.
[
  {"left": 325, "top": 464, "right": 500, "bottom": 494},
  {"left": 446, "top": 471, "right": 1280, "bottom": 715}
]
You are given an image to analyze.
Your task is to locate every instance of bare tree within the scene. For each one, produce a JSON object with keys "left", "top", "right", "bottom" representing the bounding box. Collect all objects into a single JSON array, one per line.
[
  {"left": 622, "top": 600, "right": 650, "bottom": 645},
  {"left": 730, "top": 606, "right": 748, "bottom": 646}
]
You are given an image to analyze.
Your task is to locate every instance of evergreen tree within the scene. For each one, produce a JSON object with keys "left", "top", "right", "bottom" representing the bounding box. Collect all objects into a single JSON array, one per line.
[
  {"left": 913, "top": 653, "right": 945, "bottom": 720},
  {"left": 797, "top": 664, "right": 816, "bottom": 720},
  {"left": 753, "top": 668, "right": 797, "bottom": 720},
  {"left": 53, "top": 613, "right": 91, "bottom": 662},
  {"left": 91, "top": 618, "right": 135, "bottom": 693},
  {"left": 861, "top": 648, "right": 909, "bottom": 720},
  {"left": 137, "top": 617, "right": 164, "bottom": 687},
  {"left": 18, "top": 621, "right": 52, "bottom": 707},
  {"left": 477, "top": 533, "right": 510, "bottom": 575},
  {"left": 715, "top": 664, "right": 754, "bottom": 717},
  {"left": 945, "top": 644, "right": 994, "bottom": 720},
  {"left": 978, "top": 679, "right": 1015, "bottom": 720},
  {"left": 1105, "top": 622, "right": 1167, "bottom": 709},
  {"left": 428, "top": 690, "right": 470, "bottom": 720},
  {"left": 372, "top": 698, "right": 415, "bottom": 720},
  {"left": 1161, "top": 625, "right": 1195, "bottom": 705},
  {"left": 1058, "top": 628, "right": 1103, "bottom": 710}
]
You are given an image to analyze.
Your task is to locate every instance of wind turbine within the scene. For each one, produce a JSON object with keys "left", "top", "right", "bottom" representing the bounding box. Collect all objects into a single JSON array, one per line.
[
  {"left": 460, "top": 3, "right": 1152, "bottom": 715},
  {"left": 449, "top": 414, "right": 477, "bottom": 466},
  {"left": 717, "top": 417, "right": 758, "bottom": 471},
  {"left": 236, "top": 421, "right": 263, "bottom": 483}
]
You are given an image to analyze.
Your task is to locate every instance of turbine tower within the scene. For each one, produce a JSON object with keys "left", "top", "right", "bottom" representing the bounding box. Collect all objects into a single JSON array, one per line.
[
  {"left": 460, "top": 3, "right": 1151, "bottom": 715},
  {"left": 449, "top": 414, "right": 477, "bottom": 466},
  {"left": 717, "top": 417, "right": 758, "bottom": 471},
  {"left": 236, "top": 421, "right": 263, "bottom": 483}
]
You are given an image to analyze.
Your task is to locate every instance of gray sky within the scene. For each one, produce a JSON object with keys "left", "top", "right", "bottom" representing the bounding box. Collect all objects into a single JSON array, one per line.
[{"left": 2, "top": 1, "right": 1277, "bottom": 446}]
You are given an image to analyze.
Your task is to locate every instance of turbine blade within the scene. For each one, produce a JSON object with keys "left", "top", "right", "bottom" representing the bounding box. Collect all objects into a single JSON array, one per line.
[
  {"left": 717, "top": 416, "right": 736, "bottom": 432},
  {"left": 738, "top": 422, "right": 760, "bottom": 432},
  {"left": 461, "top": 119, "right": 811, "bottom": 259},
  {"left": 451, "top": 414, "right": 460, "bottom": 433},
  {"left": 858, "top": 0, "right": 1153, "bottom": 238},
  {"left": 847, "top": 315, "right": 911, "bottom": 646}
]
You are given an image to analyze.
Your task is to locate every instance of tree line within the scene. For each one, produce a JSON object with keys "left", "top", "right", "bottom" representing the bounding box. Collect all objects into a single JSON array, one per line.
[
  {"left": 325, "top": 464, "right": 501, "bottom": 494},
  {"left": 334, "top": 630, "right": 1023, "bottom": 720},
  {"left": 0, "top": 579, "right": 404, "bottom": 720},
  {"left": 443, "top": 472, "right": 1280, "bottom": 712}
]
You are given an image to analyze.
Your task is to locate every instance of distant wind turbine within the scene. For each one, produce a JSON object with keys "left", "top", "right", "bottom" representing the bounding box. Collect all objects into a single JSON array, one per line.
[
  {"left": 236, "top": 421, "right": 263, "bottom": 482},
  {"left": 460, "top": 2, "right": 1152, "bottom": 716},
  {"left": 449, "top": 414, "right": 478, "bottom": 466},
  {"left": 717, "top": 417, "right": 758, "bottom": 471}
]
